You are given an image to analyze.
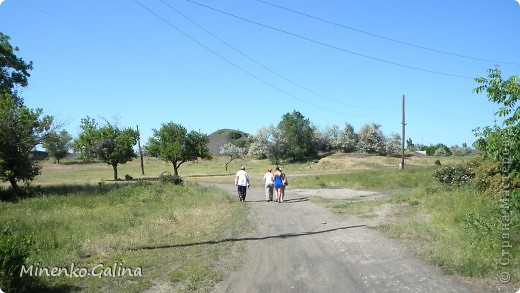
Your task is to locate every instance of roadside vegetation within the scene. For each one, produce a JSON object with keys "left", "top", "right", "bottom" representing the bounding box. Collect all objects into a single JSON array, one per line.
[
  {"left": 0, "top": 180, "right": 248, "bottom": 292},
  {"left": 290, "top": 160, "right": 519, "bottom": 287}
]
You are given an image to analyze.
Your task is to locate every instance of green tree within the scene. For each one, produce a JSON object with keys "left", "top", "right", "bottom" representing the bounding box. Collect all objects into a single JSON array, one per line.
[
  {"left": 96, "top": 124, "right": 138, "bottom": 180},
  {"left": 72, "top": 116, "right": 99, "bottom": 162},
  {"left": 0, "top": 32, "right": 33, "bottom": 96},
  {"left": 43, "top": 130, "right": 72, "bottom": 164},
  {"left": 473, "top": 66, "right": 519, "bottom": 175},
  {"left": 0, "top": 92, "right": 53, "bottom": 195},
  {"left": 0, "top": 33, "right": 55, "bottom": 196},
  {"left": 278, "top": 110, "right": 317, "bottom": 161},
  {"left": 74, "top": 118, "right": 138, "bottom": 180},
  {"left": 147, "top": 122, "right": 212, "bottom": 176}
]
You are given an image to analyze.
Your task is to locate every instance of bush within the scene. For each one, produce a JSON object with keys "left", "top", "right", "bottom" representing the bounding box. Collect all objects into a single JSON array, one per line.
[
  {"left": 432, "top": 164, "right": 474, "bottom": 186},
  {"left": 227, "top": 131, "right": 242, "bottom": 140},
  {"left": 473, "top": 160, "right": 519, "bottom": 196},
  {"left": 160, "top": 172, "right": 183, "bottom": 185},
  {"left": 0, "top": 225, "right": 36, "bottom": 292}
]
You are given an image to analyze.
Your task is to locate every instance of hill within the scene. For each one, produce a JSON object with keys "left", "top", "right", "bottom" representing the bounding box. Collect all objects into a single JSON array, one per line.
[{"left": 207, "top": 129, "right": 250, "bottom": 156}]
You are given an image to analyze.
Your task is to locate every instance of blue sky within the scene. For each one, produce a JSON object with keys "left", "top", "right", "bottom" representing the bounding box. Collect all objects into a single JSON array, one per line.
[{"left": 1, "top": 0, "right": 519, "bottom": 147}]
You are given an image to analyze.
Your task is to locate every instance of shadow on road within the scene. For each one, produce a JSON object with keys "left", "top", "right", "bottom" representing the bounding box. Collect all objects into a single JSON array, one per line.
[{"left": 128, "top": 224, "right": 367, "bottom": 251}]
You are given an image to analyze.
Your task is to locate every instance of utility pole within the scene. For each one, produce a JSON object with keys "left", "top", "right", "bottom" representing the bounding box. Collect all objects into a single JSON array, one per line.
[
  {"left": 137, "top": 125, "right": 145, "bottom": 175},
  {"left": 400, "top": 95, "right": 406, "bottom": 170}
]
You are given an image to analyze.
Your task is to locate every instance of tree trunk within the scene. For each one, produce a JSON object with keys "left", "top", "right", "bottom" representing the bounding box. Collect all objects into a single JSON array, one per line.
[
  {"left": 8, "top": 177, "right": 20, "bottom": 196},
  {"left": 112, "top": 164, "right": 118, "bottom": 180},
  {"left": 173, "top": 163, "right": 179, "bottom": 176}
]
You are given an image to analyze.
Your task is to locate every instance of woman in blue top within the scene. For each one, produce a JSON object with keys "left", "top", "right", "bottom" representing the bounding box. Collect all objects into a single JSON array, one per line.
[{"left": 273, "top": 167, "right": 284, "bottom": 203}]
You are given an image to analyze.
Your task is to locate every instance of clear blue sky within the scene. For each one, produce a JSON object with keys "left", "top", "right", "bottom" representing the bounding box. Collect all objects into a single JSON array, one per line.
[{"left": 1, "top": 0, "right": 519, "bottom": 147}]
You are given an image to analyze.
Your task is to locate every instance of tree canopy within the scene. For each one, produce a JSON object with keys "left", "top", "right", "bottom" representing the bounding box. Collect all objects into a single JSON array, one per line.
[
  {"left": 74, "top": 117, "right": 138, "bottom": 180},
  {"left": 0, "top": 33, "right": 55, "bottom": 196},
  {"left": 0, "top": 32, "right": 33, "bottom": 97},
  {"left": 43, "top": 130, "right": 72, "bottom": 164},
  {"left": 147, "top": 122, "right": 212, "bottom": 176},
  {"left": 277, "top": 110, "right": 317, "bottom": 161},
  {"left": 473, "top": 66, "right": 519, "bottom": 175}
]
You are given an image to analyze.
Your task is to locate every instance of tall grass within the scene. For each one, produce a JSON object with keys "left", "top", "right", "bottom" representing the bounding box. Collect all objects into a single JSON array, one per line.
[{"left": 0, "top": 182, "right": 247, "bottom": 292}]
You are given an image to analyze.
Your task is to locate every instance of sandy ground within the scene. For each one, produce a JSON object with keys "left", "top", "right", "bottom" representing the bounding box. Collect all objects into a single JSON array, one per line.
[{"left": 208, "top": 184, "right": 490, "bottom": 293}]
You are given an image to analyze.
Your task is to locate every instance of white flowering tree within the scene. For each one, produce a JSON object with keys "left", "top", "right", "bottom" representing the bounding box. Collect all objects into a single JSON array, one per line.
[{"left": 220, "top": 143, "right": 246, "bottom": 171}]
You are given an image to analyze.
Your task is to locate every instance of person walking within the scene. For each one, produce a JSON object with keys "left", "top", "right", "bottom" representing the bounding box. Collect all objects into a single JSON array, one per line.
[
  {"left": 235, "top": 166, "right": 250, "bottom": 201},
  {"left": 263, "top": 168, "right": 274, "bottom": 202},
  {"left": 280, "top": 167, "right": 288, "bottom": 202},
  {"left": 273, "top": 167, "right": 284, "bottom": 203}
]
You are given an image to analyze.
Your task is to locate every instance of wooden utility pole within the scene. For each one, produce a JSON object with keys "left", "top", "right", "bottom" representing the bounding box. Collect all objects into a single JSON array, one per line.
[
  {"left": 137, "top": 125, "right": 145, "bottom": 175},
  {"left": 401, "top": 95, "right": 406, "bottom": 170}
]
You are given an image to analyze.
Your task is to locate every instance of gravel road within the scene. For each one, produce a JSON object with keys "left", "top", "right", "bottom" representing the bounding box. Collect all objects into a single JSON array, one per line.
[{"left": 210, "top": 184, "right": 479, "bottom": 293}]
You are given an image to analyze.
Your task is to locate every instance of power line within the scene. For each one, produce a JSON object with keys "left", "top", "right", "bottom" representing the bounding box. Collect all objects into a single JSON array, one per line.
[
  {"left": 14, "top": 0, "right": 282, "bottom": 108},
  {"left": 255, "top": 0, "right": 520, "bottom": 66},
  {"left": 133, "top": 0, "right": 380, "bottom": 118},
  {"left": 159, "top": 0, "right": 394, "bottom": 110},
  {"left": 184, "top": 0, "right": 474, "bottom": 79}
]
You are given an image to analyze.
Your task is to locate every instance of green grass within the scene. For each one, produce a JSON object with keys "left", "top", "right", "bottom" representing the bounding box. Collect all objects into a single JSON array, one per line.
[
  {"left": 0, "top": 182, "right": 248, "bottom": 292},
  {"left": 2, "top": 154, "right": 517, "bottom": 290},
  {"left": 290, "top": 167, "right": 435, "bottom": 190}
]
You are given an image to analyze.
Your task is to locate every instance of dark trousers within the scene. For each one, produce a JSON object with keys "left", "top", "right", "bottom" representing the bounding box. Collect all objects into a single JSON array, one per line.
[{"left": 237, "top": 185, "right": 247, "bottom": 201}]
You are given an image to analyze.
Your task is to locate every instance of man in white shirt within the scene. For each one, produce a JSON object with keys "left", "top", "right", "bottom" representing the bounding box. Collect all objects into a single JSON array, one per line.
[
  {"left": 235, "top": 166, "right": 250, "bottom": 201},
  {"left": 262, "top": 168, "right": 274, "bottom": 202}
]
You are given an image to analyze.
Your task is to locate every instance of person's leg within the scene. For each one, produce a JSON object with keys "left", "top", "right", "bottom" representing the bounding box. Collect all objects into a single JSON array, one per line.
[
  {"left": 281, "top": 186, "right": 285, "bottom": 202},
  {"left": 265, "top": 185, "right": 270, "bottom": 201},
  {"left": 269, "top": 184, "right": 274, "bottom": 201},
  {"left": 237, "top": 186, "right": 244, "bottom": 201},
  {"left": 243, "top": 186, "right": 247, "bottom": 201}
]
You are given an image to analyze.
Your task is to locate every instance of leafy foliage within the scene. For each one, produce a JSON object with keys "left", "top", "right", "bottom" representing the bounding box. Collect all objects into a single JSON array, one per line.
[
  {"left": 42, "top": 130, "right": 72, "bottom": 163},
  {"left": 473, "top": 66, "right": 520, "bottom": 175},
  {"left": 73, "top": 117, "right": 138, "bottom": 179},
  {"left": 0, "top": 224, "right": 36, "bottom": 292},
  {"left": 0, "top": 92, "right": 53, "bottom": 196},
  {"left": 227, "top": 130, "right": 242, "bottom": 140},
  {"left": 147, "top": 122, "right": 211, "bottom": 175},
  {"left": 432, "top": 164, "right": 474, "bottom": 186},
  {"left": 0, "top": 32, "right": 33, "bottom": 96},
  {"left": 159, "top": 172, "right": 184, "bottom": 185},
  {"left": 277, "top": 110, "right": 317, "bottom": 161},
  {"left": 0, "top": 34, "right": 55, "bottom": 196},
  {"left": 358, "top": 123, "right": 386, "bottom": 155}
]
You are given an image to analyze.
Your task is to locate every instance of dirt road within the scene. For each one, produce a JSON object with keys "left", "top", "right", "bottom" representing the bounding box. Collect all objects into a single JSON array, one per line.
[{"left": 211, "top": 184, "right": 477, "bottom": 293}]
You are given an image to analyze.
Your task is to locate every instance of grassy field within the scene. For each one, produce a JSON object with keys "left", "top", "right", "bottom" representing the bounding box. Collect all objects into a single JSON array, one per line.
[
  {"left": 1, "top": 153, "right": 517, "bottom": 291},
  {"left": 0, "top": 182, "right": 248, "bottom": 292}
]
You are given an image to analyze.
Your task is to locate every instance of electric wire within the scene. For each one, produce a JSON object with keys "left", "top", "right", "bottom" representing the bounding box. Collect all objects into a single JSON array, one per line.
[
  {"left": 15, "top": 0, "right": 284, "bottom": 107},
  {"left": 255, "top": 0, "right": 520, "bottom": 66},
  {"left": 184, "top": 0, "right": 474, "bottom": 79},
  {"left": 133, "top": 0, "right": 382, "bottom": 118},
  {"left": 160, "top": 0, "right": 395, "bottom": 110}
]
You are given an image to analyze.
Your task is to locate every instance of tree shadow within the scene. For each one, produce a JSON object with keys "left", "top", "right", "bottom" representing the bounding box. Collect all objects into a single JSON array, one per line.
[{"left": 128, "top": 224, "right": 367, "bottom": 251}]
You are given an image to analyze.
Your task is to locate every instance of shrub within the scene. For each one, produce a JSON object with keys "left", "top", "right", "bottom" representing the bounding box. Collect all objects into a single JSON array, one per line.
[
  {"left": 473, "top": 160, "right": 519, "bottom": 196},
  {"left": 227, "top": 131, "right": 242, "bottom": 140},
  {"left": 432, "top": 164, "right": 474, "bottom": 186},
  {"left": 160, "top": 172, "right": 183, "bottom": 185},
  {"left": 0, "top": 225, "right": 36, "bottom": 292}
]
